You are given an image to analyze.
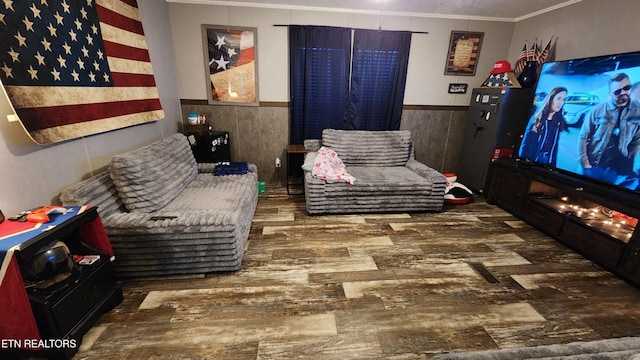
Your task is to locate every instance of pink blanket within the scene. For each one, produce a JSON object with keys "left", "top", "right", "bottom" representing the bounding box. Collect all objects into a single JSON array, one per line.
[{"left": 312, "top": 147, "right": 355, "bottom": 184}]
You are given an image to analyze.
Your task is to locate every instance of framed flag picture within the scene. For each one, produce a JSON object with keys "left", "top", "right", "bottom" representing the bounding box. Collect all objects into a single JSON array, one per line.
[
  {"left": 0, "top": 0, "right": 164, "bottom": 145},
  {"left": 444, "top": 31, "right": 484, "bottom": 76},
  {"left": 202, "top": 25, "right": 259, "bottom": 106}
]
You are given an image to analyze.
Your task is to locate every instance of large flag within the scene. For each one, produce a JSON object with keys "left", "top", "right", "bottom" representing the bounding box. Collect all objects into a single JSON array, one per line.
[{"left": 0, "top": 0, "right": 164, "bottom": 144}]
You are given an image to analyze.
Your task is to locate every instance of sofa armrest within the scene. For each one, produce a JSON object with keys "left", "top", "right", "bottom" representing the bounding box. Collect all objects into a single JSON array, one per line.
[
  {"left": 405, "top": 159, "right": 447, "bottom": 193},
  {"left": 304, "top": 139, "right": 321, "bottom": 152}
]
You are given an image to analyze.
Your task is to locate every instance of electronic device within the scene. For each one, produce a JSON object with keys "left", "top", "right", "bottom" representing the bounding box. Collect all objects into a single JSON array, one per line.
[{"left": 517, "top": 50, "right": 640, "bottom": 195}]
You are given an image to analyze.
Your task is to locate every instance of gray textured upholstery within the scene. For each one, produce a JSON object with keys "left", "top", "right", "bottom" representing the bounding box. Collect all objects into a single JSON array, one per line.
[
  {"left": 304, "top": 129, "right": 446, "bottom": 214},
  {"left": 322, "top": 128, "right": 412, "bottom": 166},
  {"left": 59, "top": 170, "right": 125, "bottom": 218},
  {"left": 110, "top": 133, "right": 198, "bottom": 213},
  {"left": 60, "top": 133, "right": 258, "bottom": 278}
]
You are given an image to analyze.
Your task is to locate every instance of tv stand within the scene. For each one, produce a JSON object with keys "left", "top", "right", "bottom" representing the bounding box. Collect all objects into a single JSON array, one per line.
[{"left": 487, "top": 159, "right": 640, "bottom": 286}]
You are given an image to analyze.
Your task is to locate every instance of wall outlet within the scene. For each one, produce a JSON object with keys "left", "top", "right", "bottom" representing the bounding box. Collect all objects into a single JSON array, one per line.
[{"left": 275, "top": 158, "right": 281, "bottom": 167}]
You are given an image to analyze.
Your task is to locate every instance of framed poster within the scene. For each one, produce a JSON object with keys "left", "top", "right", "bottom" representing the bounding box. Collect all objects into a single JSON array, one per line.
[
  {"left": 202, "top": 25, "right": 259, "bottom": 105},
  {"left": 444, "top": 31, "right": 484, "bottom": 76}
]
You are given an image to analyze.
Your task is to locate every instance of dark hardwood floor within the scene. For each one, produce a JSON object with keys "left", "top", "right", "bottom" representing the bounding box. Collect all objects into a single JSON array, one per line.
[{"left": 73, "top": 185, "right": 640, "bottom": 359}]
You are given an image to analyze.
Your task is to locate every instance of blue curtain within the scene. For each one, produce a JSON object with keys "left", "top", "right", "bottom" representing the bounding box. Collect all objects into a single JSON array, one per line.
[
  {"left": 345, "top": 29, "right": 412, "bottom": 130},
  {"left": 289, "top": 26, "right": 351, "bottom": 144}
]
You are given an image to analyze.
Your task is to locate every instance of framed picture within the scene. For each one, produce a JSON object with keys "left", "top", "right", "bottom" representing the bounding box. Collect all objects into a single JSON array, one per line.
[
  {"left": 202, "top": 25, "right": 259, "bottom": 105},
  {"left": 444, "top": 31, "right": 484, "bottom": 76}
]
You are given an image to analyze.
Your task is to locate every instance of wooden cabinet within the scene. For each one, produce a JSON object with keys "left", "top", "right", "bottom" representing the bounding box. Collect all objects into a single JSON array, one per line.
[
  {"left": 559, "top": 218, "right": 625, "bottom": 269},
  {"left": 521, "top": 200, "right": 565, "bottom": 237},
  {"left": 487, "top": 159, "right": 640, "bottom": 286},
  {"left": 488, "top": 165, "right": 530, "bottom": 214}
]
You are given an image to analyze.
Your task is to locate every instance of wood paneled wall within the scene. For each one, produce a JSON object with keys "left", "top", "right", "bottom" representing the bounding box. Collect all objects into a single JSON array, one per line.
[{"left": 180, "top": 101, "right": 467, "bottom": 184}]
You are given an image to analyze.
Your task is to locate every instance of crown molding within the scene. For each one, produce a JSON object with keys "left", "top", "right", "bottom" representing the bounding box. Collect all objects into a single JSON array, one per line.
[{"left": 165, "top": 0, "right": 559, "bottom": 22}]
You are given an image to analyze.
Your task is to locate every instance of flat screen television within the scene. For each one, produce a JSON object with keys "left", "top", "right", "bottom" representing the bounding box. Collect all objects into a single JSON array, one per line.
[{"left": 518, "top": 50, "right": 640, "bottom": 194}]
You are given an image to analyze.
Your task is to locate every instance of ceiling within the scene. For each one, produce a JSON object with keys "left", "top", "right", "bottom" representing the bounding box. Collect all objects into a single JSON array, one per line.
[{"left": 170, "top": 0, "right": 583, "bottom": 22}]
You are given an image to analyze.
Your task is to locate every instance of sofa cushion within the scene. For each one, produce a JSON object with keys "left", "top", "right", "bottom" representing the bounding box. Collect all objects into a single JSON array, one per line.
[
  {"left": 321, "top": 129, "right": 412, "bottom": 167},
  {"left": 110, "top": 133, "right": 198, "bottom": 212},
  {"left": 59, "top": 169, "right": 124, "bottom": 217},
  {"left": 103, "top": 172, "right": 258, "bottom": 276},
  {"left": 105, "top": 172, "right": 257, "bottom": 232},
  {"left": 304, "top": 166, "right": 438, "bottom": 214},
  {"left": 313, "top": 166, "right": 432, "bottom": 194}
]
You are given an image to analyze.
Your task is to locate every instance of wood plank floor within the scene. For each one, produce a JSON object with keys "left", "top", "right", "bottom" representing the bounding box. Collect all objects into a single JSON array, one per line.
[{"left": 73, "top": 185, "right": 640, "bottom": 359}]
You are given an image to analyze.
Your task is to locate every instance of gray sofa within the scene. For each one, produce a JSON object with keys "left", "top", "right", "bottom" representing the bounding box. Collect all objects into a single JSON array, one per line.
[
  {"left": 60, "top": 133, "right": 258, "bottom": 278},
  {"left": 303, "top": 129, "right": 447, "bottom": 214}
]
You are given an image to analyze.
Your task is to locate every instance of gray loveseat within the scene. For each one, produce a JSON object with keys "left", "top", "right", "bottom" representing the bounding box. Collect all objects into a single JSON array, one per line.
[
  {"left": 303, "top": 129, "right": 446, "bottom": 214},
  {"left": 60, "top": 133, "right": 258, "bottom": 278}
]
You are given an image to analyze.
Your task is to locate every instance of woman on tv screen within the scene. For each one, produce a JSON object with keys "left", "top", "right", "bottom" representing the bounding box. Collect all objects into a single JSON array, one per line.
[{"left": 520, "top": 86, "right": 569, "bottom": 167}]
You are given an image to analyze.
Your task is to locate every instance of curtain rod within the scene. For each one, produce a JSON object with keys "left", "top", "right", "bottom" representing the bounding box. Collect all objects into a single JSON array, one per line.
[{"left": 273, "top": 24, "right": 428, "bottom": 34}]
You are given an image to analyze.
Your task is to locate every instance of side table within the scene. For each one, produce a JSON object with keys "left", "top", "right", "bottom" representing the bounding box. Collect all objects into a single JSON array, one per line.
[
  {"left": 286, "top": 144, "right": 307, "bottom": 195},
  {"left": 0, "top": 206, "right": 122, "bottom": 359}
]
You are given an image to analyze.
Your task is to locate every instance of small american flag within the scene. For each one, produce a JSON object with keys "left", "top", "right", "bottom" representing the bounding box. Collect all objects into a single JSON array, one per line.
[
  {"left": 527, "top": 41, "right": 536, "bottom": 62},
  {"left": 514, "top": 43, "right": 528, "bottom": 74},
  {"left": 0, "top": 0, "right": 163, "bottom": 144},
  {"left": 537, "top": 37, "right": 553, "bottom": 67}
]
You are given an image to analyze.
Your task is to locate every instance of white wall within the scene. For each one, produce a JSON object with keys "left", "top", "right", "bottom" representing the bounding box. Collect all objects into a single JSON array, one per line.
[
  {"left": 509, "top": 0, "right": 640, "bottom": 63},
  {"left": 0, "top": 0, "right": 182, "bottom": 216},
  {"left": 168, "top": 3, "right": 515, "bottom": 106}
]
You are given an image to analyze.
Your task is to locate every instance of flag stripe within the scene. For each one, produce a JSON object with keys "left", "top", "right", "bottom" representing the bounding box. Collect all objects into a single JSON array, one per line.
[
  {"left": 111, "top": 72, "right": 158, "bottom": 87},
  {"left": 97, "top": 4, "right": 145, "bottom": 36},
  {"left": 103, "top": 40, "right": 151, "bottom": 62},
  {"left": 7, "top": 86, "right": 161, "bottom": 108},
  {"left": 99, "top": 0, "right": 142, "bottom": 23},
  {"left": 120, "top": 0, "right": 140, "bottom": 9},
  {"left": 237, "top": 47, "right": 255, "bottom": 67},
  {"left": 122, "top": 0, "right": 138, "bottom": 9},
  {"left": 108, "top": 57, "right": 154, "bottom": 75},
  {"left": 28, "top": 110, "right": 164, "bottom": 145},
  {"left": 100, "top": 21, "right": 149, "bottom": 50},
  {"left": 17, "top": 99, "right": 163, "bottom": 131}
]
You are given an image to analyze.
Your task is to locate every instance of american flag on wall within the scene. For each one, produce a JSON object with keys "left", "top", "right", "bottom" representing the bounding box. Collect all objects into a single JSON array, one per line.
[
  {"left": 204, "top": 26, "right": 257, "bottom": 104},
  {"left": 0, "top": 0, "right": 163, "bottom": 144}
]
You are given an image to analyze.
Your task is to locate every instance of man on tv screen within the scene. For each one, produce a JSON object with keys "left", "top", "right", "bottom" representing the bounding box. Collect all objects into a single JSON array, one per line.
[{"left": 577, "top": 72, "right": 640, "bottom": 189}]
